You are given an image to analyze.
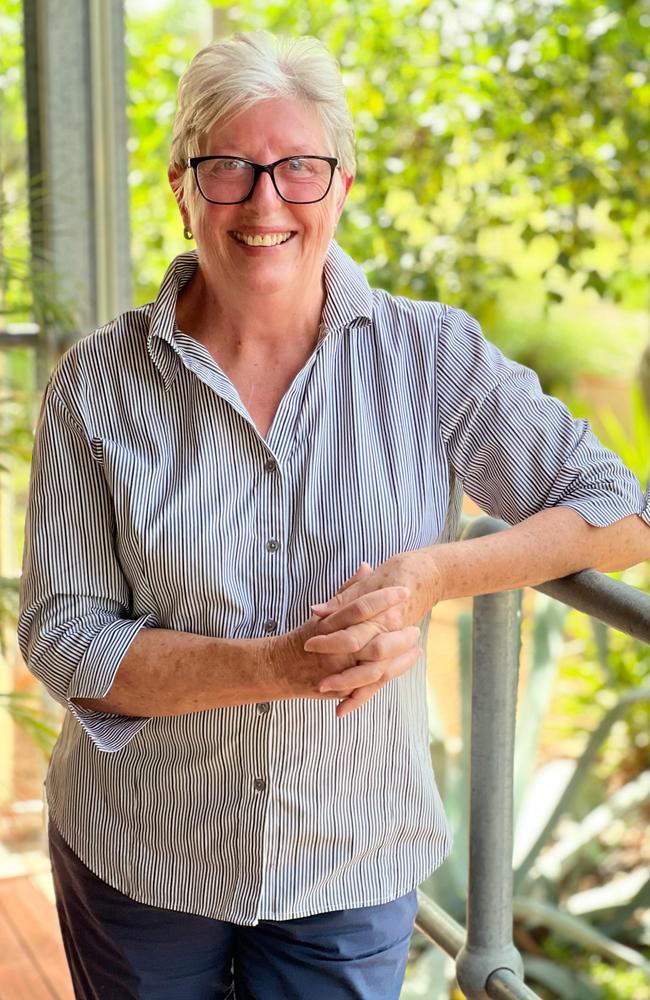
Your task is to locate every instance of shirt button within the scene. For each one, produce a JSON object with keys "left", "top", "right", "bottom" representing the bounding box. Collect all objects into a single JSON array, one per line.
[
  {"left": 254, "top": 778, "right": 267, "bottom": 792},
  {"left": 264, "top": 618, "right": 278, "bottom": 634},
  {"left": 266, "top": 538, "right": 280, "bottom": 553},
  {"left": 257, "top": 702, "right": 270, "bottom": 715},
  {"left": 264, "top": 458, "right": 277, "bottom": 473}
]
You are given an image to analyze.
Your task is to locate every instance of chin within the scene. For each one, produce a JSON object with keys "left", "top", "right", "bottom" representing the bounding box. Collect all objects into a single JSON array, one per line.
[{"left": 243, "top": 264, "right": 299, "bottom": 295}]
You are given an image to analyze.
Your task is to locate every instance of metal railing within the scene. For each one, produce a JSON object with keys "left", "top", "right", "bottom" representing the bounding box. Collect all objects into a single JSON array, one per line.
[{"left": 414, "top": 514, "right": 650, "bottom": 1000}]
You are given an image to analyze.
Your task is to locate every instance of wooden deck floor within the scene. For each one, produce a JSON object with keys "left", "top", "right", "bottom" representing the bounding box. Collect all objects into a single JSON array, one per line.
[{"left": 0, "top": 872, "right": 73, "bottom": 999}]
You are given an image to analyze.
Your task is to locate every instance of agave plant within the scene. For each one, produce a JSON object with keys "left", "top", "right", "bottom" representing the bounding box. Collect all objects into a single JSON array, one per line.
[{"left": 402, "top": 589, "right": 650, "bottom": 1000}]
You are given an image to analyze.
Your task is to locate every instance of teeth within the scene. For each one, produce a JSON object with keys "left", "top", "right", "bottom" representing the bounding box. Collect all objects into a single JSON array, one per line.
[{"left": 233, "top": 231, "right": 293, "bottom": 247}]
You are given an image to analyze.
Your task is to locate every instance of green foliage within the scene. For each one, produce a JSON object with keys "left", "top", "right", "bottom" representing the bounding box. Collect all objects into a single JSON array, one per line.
[
  {"left": 124, "top": 0, "right": 650, "bottom": 388},
  {"left": 549, "top": 573, "right": 650, "bottom": 785},
  {"left": 590, "top": 961, "right": 650, "bottom": 1000},
  {"left": 0, "top": 0, "right": 31, "bottom": 325},
  {"left": 595, "top": 386, "right": 650, "bottom": 487},
  {"left": 0, "top": 691, "right": 58, "bottom": 756},
  {"left": 207, "top": 0, "right": 649, "bottom": 330},
  {"left": 125, "top": 1, "right": 209, "bottom": 303},
  {"left": 418, "top": 563, "right": 650, "bottom": 999},
  {"left": 0, "top": 0, "right": 67, "bottom": 759}
]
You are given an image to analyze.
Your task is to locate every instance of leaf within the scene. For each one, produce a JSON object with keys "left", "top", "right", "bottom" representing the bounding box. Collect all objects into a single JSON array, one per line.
[
  {"left": 532, "top": 772, "right": 650, "bottom": 883},
  {"left": 514, "top": 896, "right": 649, "bottom": 969},
  {"left": 566, "top": 867, "right": 650, "bottom": 922},
  {"left": 0, "top": 690, "right": 60, "bottom": 754},
  {"left": 523, "top": 955, "right": 605, "bottom": 1000},
  {"left": 584, "top": 270, "right": 608, "bottom": 297},
  {"left": 514, "top": 688, "right": 650, "bottom": 889},
  {"left": 513, "top": 595, "right": 568, "bottom": 825}
]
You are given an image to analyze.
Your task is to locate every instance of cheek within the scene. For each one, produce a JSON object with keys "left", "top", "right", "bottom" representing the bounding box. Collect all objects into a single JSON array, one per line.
[
  {"left": 189, "top": 197, "right": 208, "bottom": 232},
  {"left": 304, "top": 205, "right": 337, "bottom": 244}
]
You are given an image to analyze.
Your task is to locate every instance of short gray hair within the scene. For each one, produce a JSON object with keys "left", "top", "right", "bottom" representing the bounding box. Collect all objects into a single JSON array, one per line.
[{"left": 170, "top": 31, "right": 356, "bottom": 207}]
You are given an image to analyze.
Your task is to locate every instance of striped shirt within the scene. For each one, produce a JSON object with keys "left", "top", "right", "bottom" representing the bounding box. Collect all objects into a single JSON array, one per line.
[{"left": 18, "top": 242, "right": 650, "bottom": 924}]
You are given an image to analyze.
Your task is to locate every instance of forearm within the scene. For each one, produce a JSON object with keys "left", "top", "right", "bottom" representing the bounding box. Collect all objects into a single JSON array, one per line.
[
  {"left": 74, "top": 628, "right": 275, "bottom": 717},
  {"left": 73, "top": 584, "right": 415, "bottom": 718},
  {"left": 428, "top": 508, "right": 650, "bottom": 603}
]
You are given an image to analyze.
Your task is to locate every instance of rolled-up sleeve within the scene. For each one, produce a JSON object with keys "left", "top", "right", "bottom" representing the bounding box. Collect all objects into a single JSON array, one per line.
[
  {"left": 18, "top": 379, "right": 155, "bottom": 752},
  {"left": 436, "top": 307, "right": 650, "bottom": 527}
]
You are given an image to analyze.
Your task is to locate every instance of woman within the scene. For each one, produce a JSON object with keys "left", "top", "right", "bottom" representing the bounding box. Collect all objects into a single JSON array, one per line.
[{"left": 19, "top": 30, "right": 650, "bottom": 1000}]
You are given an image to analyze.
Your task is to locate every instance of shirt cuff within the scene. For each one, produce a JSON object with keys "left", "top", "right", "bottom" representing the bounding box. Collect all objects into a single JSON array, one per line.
[
  {"left": 641, "top": 487, "right": 650, "bottom": 526},
  {"left": 67, "top": 613, "right": 156, "bottom": 752},
  {"left": 554, "top": 479, "right": 650, "bottom": 529}
]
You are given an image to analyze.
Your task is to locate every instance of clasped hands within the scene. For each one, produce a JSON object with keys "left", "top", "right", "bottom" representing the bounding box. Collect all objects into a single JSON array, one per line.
[{"left": 291, "top": 553, "right": 440, "bottom": 717}]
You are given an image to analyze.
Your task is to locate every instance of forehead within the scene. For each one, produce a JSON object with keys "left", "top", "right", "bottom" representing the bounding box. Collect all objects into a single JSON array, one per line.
[{"left": 202, "top": 97, "right": 328, "bottom": 157}]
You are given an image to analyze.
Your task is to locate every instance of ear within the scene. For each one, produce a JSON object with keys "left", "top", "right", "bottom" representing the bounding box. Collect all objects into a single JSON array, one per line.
[
  {"left": 334, "top": 171, "right": 354, "bottom": 221},
  {"left": 168, "top": 167, "right": 191, "bottom": 229}
]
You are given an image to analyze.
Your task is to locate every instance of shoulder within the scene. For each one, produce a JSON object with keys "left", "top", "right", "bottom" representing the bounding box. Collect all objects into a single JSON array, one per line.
[
  {"left": 47, "top": 303, "right": 155, "bottom": 424},
  {"left": 367, "top": 289, "right": 491, "bottom": 364},
  {"left": 368, "top": 288, "right": 487, "bottom": 345},
  {"left": 370, "top": 287, "right": 450, "bottom": 332}
]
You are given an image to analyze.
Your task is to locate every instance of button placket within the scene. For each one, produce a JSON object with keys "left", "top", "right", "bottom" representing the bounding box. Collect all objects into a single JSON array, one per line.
[{"left": 250, "top": 441, "right": 289, "bottom": 920}]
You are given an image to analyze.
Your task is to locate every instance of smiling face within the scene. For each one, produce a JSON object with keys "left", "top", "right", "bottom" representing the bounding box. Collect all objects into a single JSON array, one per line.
[{"left": 171, "top": 97, "right": 353, "bottom": 302}]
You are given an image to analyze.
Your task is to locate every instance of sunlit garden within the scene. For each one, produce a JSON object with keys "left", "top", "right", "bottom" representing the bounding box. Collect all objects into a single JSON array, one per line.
[{"left": 0, "top": 1, "right": 649, "bottom": 998}]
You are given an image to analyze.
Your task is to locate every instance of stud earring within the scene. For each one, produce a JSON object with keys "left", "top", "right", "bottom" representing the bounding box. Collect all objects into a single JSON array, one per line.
[{"left": 183, "top": 225, "right": 193, "bottom": 241}]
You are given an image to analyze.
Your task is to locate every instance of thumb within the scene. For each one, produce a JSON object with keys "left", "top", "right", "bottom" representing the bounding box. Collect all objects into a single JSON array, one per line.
[
  {"left": 311, "top": 562, "right": 373, "bottom": 618},
  {"left": 337, "top": 561, "right": 373, "bottom": 595}
]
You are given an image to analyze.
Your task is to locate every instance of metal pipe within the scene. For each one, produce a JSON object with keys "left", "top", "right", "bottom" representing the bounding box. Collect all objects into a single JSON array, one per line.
[
  {"left": 486, "top": 968, "right": 544, "bottom": 1000},
  {"left": 414, "top": 891, "right": 465, "bottom": 959},
  {"left": 455, "top": 589, "right": 525, "bottom": 999}
]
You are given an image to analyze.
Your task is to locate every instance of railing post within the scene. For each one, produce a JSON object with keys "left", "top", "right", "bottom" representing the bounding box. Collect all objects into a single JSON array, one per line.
[{"left": 456, "top": 589, "right": 525, "bottom": 999}]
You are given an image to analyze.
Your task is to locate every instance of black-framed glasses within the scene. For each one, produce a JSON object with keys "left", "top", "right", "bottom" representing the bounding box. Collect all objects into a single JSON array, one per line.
[{"left": 187, "top": 155, "right": 339, "bottom": 205}]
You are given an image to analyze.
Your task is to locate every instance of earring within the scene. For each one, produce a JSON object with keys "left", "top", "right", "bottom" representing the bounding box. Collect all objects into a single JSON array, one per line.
[{"left": 183, "top": 225, "right": 193, "bottom": 241}]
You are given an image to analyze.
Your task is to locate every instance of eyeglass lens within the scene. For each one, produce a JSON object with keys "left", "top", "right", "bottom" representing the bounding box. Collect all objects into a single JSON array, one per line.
[{"left": 196, "top": 157, "right": 333, "bottom": 204}]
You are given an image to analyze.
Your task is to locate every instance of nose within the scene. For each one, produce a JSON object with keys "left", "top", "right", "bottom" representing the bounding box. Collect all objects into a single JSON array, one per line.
[{"left": 246, "top": 168, "right": 282, "bottom": 207}]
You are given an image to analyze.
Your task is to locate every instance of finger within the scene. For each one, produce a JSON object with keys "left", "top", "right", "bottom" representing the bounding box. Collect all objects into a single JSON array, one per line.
[
  {"left": 311, "top": 566, "right": 372, "bottom": 620},
  {"left": 304, "top": 619, "right": 384, "bottom": 655},
  {"left": 320, "top": 644, "right": 422, "bottom": 694},
  {"left": 306, "top": 623, "right": 419, "bottom": 658},
  {"left": 310, "top": 586, "right": 410, "bottom": 636},
  {"left": 336, "top": 562, "right": 373, "bottom": 595},
  {"left": 335, "top": 644, "right": 422, "bottom": 718},
  {"left": 319, "top": 661, "right": 385, "bottom": 693},
  {"left": 335, "top": 683, "right": 383, "bottom": 717},
  {"left": 356, "top": 625, "right": 420, "bottom": 663}
]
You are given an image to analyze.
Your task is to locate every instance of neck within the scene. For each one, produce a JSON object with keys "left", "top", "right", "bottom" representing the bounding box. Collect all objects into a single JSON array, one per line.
[{"left": 176, "top": 265, "right": 325, "bottom": 359}]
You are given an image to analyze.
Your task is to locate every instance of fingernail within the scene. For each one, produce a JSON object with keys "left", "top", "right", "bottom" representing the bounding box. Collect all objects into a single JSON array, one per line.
[
  {"left": 311, "top": 602, "right": 327, "bottom": 612},
  {"left": 319, "top": 683, "right": 332, "bottom": 693}
]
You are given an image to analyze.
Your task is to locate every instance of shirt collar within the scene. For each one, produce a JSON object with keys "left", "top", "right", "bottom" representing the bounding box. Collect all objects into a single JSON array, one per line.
[
  {"left": 147, "top": 242, "right": 373, "bottom": 388},
  {"left": 320, "top": 240, "right": 373, "bottom": 334},
  {"left": 147, "top": 249, "right": 198, "bottom": 388}
]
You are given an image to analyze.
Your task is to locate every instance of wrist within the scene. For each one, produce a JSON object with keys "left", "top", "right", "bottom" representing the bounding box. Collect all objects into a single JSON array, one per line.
[
  {"left": 415, "top": 546, "right": 446, "bottom": 607},
  {"left": 262, "top": 629, "right": 303, "bottom": 700}
]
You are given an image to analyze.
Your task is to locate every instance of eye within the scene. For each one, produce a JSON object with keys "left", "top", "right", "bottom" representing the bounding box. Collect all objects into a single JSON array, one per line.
[
  {"left": 218, "top": 158, "right": 248, "bottom": 172},
  {"left": 287, "top": 157, "right": 312, "bottom": 172},
  {"left": 200, "top": 158, "right": 248, "bottom": 176}
]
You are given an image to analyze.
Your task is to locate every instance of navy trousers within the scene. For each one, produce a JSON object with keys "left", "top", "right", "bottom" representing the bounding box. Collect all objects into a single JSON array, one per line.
[{"left": 48, "top": 819, "right": 417, "bottom": 999}]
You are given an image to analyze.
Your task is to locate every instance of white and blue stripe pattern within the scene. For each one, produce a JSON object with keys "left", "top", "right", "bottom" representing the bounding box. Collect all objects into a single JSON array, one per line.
[{"left": 18, "top": 242, "right": 650, "bottom": 924}]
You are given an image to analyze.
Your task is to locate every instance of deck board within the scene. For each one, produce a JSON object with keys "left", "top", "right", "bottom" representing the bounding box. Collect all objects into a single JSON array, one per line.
[{"left": 0, "top": 875, "right": 73, "bottom": 1000}]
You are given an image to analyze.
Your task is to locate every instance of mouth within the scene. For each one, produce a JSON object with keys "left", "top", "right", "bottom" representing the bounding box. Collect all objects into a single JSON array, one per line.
[{"left": 230, "top": 230, "right": 296, "bottom": 248}]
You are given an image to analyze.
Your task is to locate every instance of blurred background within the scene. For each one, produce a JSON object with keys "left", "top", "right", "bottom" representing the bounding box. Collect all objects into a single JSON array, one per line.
[{"left": 0, "top": 1, "right": 648, "bottom": 998}]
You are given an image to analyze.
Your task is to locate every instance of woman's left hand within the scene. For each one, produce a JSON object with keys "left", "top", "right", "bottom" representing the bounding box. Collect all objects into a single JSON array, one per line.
[{"left": 304, "top": 552, "right": 440, "bottom": 716}]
